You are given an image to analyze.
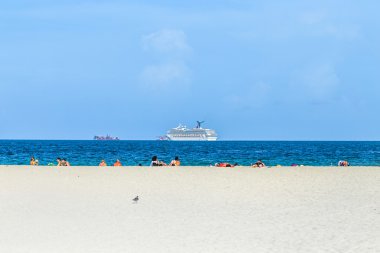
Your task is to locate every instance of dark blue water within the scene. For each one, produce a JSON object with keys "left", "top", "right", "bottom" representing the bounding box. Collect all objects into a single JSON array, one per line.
[{"left": 0, "top": 140, "right": 379, "bottom": 166}]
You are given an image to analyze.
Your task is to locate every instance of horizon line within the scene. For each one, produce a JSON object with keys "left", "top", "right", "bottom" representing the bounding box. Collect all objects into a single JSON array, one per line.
[{"left": 1, "top": 139, "right": 380, "bottom": 142}]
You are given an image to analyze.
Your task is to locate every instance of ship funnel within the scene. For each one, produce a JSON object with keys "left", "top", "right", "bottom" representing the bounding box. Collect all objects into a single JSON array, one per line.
[{"left": 196, "top": 121, "right": 205, "bottom": 128}]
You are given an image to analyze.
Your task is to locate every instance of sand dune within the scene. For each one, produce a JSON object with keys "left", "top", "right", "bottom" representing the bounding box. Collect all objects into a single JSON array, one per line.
[{"left": 0, "top": 166, "right": 379, "bottom": 252}]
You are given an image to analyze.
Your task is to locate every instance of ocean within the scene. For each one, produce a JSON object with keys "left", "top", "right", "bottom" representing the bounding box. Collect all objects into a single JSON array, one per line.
[{"left": 0, "top": 140, "right": 379, "bottom": 166}]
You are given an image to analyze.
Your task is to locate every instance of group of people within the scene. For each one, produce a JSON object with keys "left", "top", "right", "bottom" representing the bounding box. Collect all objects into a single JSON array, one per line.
[
  {"left": 31, "top": 157, "right": 70, "bottom": 166},
  {"left": 214, "top": 160, "right": 266, "bottom": 168},
  {"left": 29, "top": 156, "right": 350, "bottom": 167},
  {"left": 29, "top": 156, "right": 261, "bottom": 167},
  {"left": 29, "top": 156, "right": 180, "bottom": 167},
  {"left": 57, "top": 158, "right": 70, "bottom": 166},
  {"left": 338, "top": 160, "right": 350, "bottom": 166},
  {"left": 30, "top": 157, "right": 39, "bottom": 166},
  {"left": 95, "top": 157, "right": 181, "bottom": 167},
  {"left": 150, "top": 156, "right": 181, "bottom": 166},
  {"left": 99, "top": 159, "right": 123, "bottom": 166},
  {"left": 252, "top": 160, "right": 266, "bottom": 167},
  {"left": 214, "top": 162, "right": 238, "bottom": 167}
]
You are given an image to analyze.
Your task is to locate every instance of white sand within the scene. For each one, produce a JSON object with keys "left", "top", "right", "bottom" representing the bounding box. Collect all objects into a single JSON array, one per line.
[{"left": 0, "top": 166, "right": 379, "bottom": 253}]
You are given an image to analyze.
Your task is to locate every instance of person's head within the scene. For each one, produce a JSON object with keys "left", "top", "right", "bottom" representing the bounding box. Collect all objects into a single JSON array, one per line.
[
  {"left": 138, "top": 163, "right": 142, "bottom": 166},
  {"left": 175, "top": 156, "right": 179, "bottom": 161},
  {"left": 57, "top": 158, "right": 61, "bottom": 161},
  {"left": 116, "top": 159, "right": 120, "bottom": 162},
  {"left": 101, "top": 160, "right": 105, "bottom": 163},
  {"left": 31, "top": 157, "right": 35, "bottom": 161},
  {"left": 152, "top": 156, "right": 157, "bottom": 161}
]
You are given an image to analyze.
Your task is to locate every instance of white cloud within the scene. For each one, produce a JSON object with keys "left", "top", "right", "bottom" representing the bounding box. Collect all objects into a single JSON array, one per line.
[
  {"left": 142, "top": 29, "right": 191, "bottom": 54},
  {"left": 299, "top": 11, "right": 360, "bottom": 40},
  {"left": 140, "top": 29, "right": 192, "bottom": 90},
  {"left": 140, "top": 62, "right": 190, "bottom": 90}
]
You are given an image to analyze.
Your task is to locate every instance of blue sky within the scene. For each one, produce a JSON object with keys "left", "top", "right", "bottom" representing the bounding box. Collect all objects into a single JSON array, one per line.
[{"left": 1, "top": 0, "right": 379, "bottom": 140}]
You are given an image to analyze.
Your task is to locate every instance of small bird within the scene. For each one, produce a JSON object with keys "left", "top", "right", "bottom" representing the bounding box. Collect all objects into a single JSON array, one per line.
[{"left": 132, "top": 196, "right": 139, "bottom": 203}]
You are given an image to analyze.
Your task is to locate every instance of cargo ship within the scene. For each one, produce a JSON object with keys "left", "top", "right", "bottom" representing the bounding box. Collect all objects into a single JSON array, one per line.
[{"left": 93, "top": 135, "right": 120, "bottom": 141}]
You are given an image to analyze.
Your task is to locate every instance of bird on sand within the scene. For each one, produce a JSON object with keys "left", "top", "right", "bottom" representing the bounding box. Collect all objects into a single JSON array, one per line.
[{"left": 133, "top": 196, "right": 139, "bottom": 203}]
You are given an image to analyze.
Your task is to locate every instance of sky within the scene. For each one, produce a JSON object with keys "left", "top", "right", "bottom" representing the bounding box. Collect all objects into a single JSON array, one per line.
[{"left": 1, "top": 0, "right": 380, "bottom": 140}]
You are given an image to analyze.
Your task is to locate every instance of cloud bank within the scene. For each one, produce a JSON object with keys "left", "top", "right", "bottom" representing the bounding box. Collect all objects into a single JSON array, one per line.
[
  {"left": 142, "top": 29, "right": 191, "bottom": 54},
  {"left": 140, "top": 29, "right": 191, "bottom": 91}
]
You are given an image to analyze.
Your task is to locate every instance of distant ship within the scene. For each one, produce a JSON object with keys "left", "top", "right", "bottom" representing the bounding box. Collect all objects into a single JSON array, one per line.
[
  {"left": 93, "top": 135, "right": 120, "bottom": 141},
  {"left": 163, "top": 121, "right": 218, "bottom": 141}
]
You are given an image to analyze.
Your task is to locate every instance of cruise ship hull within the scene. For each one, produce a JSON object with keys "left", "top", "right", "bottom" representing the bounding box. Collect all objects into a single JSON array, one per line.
[{"left": 166, "top": 136, "right": 217, "bottom": 141}]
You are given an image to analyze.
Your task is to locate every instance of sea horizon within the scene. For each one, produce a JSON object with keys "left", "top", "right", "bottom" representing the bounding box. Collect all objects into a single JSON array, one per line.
[{"left": 1, "top": 139, "right": 380, "bottom": 142}]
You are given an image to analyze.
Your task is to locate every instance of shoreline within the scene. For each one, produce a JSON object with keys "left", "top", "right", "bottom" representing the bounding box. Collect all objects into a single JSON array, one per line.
[{"left": 1, "top": 165, "right": 379, "bottom": 168}]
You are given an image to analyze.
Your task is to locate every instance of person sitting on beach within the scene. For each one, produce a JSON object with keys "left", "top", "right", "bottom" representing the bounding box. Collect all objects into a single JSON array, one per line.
[
  {"left": 150, "top": 156, "right": 159, "bottom": 166},
  {"left": 169, "top": 156, "right": 181, "bottom": 166},
  {"left": 30, "top": 157, "right": 36, "bottom": 166},
  {"left": 61, "top": 158, "right": 70, "bottom": 166},
  {"left": 252, "top": 160, "right": 266, "bottom": 168},
  {"left": 57, "top": 158, "right": 62, "bottom": 166},
  {"left": 99, "top": 160, "right": 107, "bottom": 166},
  {"left": 150, "top": 156, "right": 166, "bottom": 166},
  {"left": 113, "top": 160, "right": 122, "bottom": 166}
]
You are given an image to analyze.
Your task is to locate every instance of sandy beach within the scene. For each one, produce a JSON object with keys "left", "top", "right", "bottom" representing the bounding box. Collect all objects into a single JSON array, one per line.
[{"left": 0, "top": 165, "right": 379, "bottom": 253}]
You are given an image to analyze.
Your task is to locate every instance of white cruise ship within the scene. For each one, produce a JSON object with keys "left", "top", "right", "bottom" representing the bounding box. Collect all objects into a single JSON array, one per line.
[{"left": 165, "top": 121, "right": 218, "bottom": 141}]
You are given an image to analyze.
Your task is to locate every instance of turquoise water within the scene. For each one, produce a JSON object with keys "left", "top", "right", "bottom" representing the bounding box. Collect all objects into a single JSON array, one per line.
[{"left": 0, "top": 140, "right": 379, "bottom": 166}]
